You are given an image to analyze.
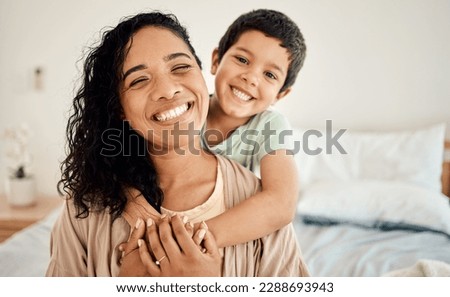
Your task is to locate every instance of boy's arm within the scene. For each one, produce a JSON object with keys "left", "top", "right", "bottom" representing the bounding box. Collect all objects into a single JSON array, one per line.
[{"left": 205, "top": 149, "right": 299, "bottom": 248}]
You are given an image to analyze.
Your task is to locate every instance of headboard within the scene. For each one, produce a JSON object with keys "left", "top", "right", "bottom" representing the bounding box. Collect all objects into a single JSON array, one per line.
[{"left": 442, "top": 141, "right": 450, "bottom": 198}]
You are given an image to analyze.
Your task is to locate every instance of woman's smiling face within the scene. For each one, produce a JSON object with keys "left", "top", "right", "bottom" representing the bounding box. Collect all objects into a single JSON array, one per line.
[{"left": 119, "top": 26, "right": 209, "bottom": 153}]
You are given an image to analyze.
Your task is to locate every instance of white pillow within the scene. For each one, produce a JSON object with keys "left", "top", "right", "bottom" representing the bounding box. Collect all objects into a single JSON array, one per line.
[
  {"left": 294, "top": 123, "right": 446, "bottom": 192},
  {"left": 297, "top": 180, "right": 450, "bottom": 235}
]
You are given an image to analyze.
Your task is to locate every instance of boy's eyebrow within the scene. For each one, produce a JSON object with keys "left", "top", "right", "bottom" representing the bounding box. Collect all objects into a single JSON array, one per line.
[
  {"left": 122, "top": 52, "right": 192, "bottom": 81},
  {"left": 235, "top": 47, "right": 285, "bottom": 75}
]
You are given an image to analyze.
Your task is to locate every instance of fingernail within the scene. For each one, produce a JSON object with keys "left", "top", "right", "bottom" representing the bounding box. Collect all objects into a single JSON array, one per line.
[
  {"left": 118, "top": 245, "right": 124, "bottom": 252},
  {"left": 147, "top": 218, "right": 153, "bottom": 227},
  {"left": 182, "top": 216, "right": 189, "bottom": 224},
  {"left": 138, "top": 239, "right": 143, "bottom": 247},
  {"left": 201, "top": 221, "right": 208, "bottom": 230},
  {"left": 201, "top": 248, "right": 207, "bottom": 253},
  {"left": 135, "top": 218, "right": 142, "bottom": 229},
  {"left": 171, "top": 213, "right": 177, "bottom": 218},
  {"left": 198, "top": 229, "right": 206, "bottom": 240},
  {"left": 189, "top": 222, "right": 194, "bottom": 229},
  {"left": 161, "top": 213, "right": 167, "bottom": 219}
]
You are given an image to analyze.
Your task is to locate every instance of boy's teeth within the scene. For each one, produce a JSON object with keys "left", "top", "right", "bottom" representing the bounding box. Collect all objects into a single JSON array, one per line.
[
  {"left": 232, "top": 88, "right": 252, "bottom": 101},
  {"left": 154, "top": 103, "right": 189, "bottom": 122}
]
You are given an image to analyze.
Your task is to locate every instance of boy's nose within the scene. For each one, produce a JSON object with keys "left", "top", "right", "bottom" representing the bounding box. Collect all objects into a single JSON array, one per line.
[
  {"left": 150, "top": 76, "right": 182, "bottom": 101},
  {"left": 240, "top": 69, "right": 259, "bottom": 87}
]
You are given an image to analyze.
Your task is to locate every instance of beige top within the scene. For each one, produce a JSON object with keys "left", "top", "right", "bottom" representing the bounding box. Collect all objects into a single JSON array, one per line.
[
  {"left": 161, "top": 163, "right": 226, "bottom": 257},
  {"left": 46, "top": 155, "right": 309, "bottom": 276},
  {"left": 160, "top": 163, "right": 225, "bottom": 223}
]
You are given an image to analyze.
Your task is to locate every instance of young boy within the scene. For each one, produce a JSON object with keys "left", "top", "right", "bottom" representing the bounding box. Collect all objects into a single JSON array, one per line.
[{"left": 202, "top": 9, "right": 307, "bottom": 247}]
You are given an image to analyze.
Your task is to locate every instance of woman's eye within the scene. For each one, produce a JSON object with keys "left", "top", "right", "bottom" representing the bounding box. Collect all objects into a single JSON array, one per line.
[
  {"left": 129, "top": 77, "right": 148, "bottom": 87},
  {"left": 265, "top": 72, "right": 277, "bottom": 80},
  {"left": 236, "top": 56, "right": 248, "bottom": 64},
  {"left": 172, "top": 65, "right": 192, "bottom": 73}
]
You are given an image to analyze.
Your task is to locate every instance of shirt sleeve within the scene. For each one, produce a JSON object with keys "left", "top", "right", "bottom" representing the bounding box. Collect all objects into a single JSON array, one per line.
[
  {"left": 46, "top": 200, "right": 88, "bottom": 276},
  {"left": 255, "top": 110, "right": 296, "bottom": 164}
]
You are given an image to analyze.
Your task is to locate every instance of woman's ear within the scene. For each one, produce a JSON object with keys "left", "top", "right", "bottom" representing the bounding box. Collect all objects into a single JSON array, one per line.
[{"left": 210, "top": 48, "right": 219, "bottom": 75}]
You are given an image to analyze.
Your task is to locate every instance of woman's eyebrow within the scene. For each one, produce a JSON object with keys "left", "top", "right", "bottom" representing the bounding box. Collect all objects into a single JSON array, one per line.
[
  {"left": 123, "top": 64, "right": 147, "bottom": 81},
  {"left": 164, "top": 52, "right": 192, "bottom": 62},
  {"left": 122, "top": 53, "right": 191, "bottom": 81}
]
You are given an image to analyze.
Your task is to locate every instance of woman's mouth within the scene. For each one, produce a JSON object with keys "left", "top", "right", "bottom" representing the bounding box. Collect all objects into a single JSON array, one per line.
[{"left": 153, "top": 102, "right": 192, "bottom": 122}]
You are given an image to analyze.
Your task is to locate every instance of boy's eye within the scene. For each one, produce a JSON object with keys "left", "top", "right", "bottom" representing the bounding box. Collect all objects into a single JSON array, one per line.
[
  {"left": 235, "top": 56, "right": 248, "bottom": 64},
  {"left": 265, "top": 72, "right": 277, "bottom": 80}
]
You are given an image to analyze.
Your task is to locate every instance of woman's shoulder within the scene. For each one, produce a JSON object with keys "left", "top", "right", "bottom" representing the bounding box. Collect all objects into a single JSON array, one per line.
[
  {"left": 215, "top": 155, "right": 261, "bottom": 201},
  {"left": 216, "top": 154, "right": 256, "bottom": 177},
  {"left": 61, "top": 197, "right": 120, "bottom": 227},
  {"left": 58, "top": 197, "right": 128, "bottom": 241}
]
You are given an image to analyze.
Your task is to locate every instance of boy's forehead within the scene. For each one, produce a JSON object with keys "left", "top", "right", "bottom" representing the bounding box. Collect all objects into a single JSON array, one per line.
[
  {"left": 232, "top": 30, "right": 285, "bottom": 52},
  {"left": 231, "top": 30, "right": 290, "bottom": 64}
]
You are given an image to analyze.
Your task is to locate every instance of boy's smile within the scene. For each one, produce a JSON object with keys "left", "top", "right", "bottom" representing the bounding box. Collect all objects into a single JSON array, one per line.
[
  {"left": 211, "top": 29, "right": 291, "bottom": 122},
  {"left": 232, "top": 87, "right": 253, "bottom": 102}
]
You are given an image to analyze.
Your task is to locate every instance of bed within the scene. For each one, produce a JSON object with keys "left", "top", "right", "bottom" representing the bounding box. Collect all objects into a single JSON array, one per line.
[
  {"left": 0, "top": 123, "right": 449, "bottom": 277},
  {"left": 293, "top": 123, "right": 450, "bottom": 276}
]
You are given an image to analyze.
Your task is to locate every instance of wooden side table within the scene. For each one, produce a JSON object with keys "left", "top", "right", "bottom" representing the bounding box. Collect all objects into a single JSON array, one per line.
[{"left": 0, "top": 195, "right": 63, "bottom": 243}]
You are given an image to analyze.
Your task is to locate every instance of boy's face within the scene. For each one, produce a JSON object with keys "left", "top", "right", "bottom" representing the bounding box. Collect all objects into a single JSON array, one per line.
[{"left": 211, "top": 30, "right": 291, "bottom": 120}]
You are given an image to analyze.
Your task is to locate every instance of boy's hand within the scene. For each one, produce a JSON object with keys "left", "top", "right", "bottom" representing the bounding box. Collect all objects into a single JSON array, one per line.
[
  {"left": 118, "top": 218, "right": 146, "bottom": 261},
  {"left": 192, "top": 221, "right": 209, "bottom": 250},
  {"left": 118, "top": 217, "right": 148, "bottom": 276}
]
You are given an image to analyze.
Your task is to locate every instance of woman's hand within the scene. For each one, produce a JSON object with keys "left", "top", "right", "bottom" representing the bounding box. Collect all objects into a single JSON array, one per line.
[
  {"left": 139, "top": 214, "right": 221, "bottom": 276},
  {"left": 118, "top": 215, "right": 221, "bottom": 276}
]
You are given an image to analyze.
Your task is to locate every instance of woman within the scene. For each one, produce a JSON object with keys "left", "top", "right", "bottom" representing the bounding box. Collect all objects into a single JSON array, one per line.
[{"left": 46, "top": 11, "right": 309, "bottom": 277}]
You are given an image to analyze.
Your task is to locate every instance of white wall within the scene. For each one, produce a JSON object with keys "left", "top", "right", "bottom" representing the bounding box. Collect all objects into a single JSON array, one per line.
[{"left": 1, "top": 0, "right": 449, "bottom": 196}]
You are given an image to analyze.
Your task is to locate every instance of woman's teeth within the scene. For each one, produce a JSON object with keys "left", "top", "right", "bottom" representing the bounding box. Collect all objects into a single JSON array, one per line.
[
  {"left": 232, "top": 87, "right": 252, "bottom": 101},
  {"left": 154, "top": 103, "right": 189, "bottom": 122}
]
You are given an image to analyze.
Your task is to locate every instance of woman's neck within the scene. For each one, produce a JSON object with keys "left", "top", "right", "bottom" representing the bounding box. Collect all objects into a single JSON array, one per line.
[
  {"left": 149, "top": 142, "right": 218, "bottom": 211},
  {"left": 151, "top": 148, "right": 211, "bottom": 179}
]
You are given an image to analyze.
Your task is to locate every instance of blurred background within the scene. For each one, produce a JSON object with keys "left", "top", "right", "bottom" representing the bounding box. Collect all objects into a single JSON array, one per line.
[{"left": 0, "top": 0, "right": 449, "bottom": 197}]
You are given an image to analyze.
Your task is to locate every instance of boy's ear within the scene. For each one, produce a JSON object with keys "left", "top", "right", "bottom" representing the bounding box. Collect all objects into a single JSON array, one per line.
[
  {"left": 210, "top": 48, "right": 219, "bottom": 75},
  {"left": 273, "top": 87, "right": 292, "bottom": 104}
]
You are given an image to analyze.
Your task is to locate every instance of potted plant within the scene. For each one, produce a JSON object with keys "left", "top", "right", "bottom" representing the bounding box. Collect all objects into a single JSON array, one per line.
[{"left": 2, "top": 123, "right": 36, "bottom": 207}]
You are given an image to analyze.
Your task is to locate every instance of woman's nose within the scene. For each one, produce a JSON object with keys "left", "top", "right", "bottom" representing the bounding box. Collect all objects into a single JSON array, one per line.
[{"left": 150, "top": 76, "right": 182, "bottom": 101}]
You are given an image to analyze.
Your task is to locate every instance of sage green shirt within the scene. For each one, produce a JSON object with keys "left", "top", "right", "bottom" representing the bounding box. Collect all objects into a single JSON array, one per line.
[{"left": 201, "top": 109, "right": 295, "bottom": 177}]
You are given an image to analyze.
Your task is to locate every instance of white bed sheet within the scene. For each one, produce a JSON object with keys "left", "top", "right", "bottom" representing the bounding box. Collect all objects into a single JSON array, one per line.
[
  {"left": 0, "top": 206, "right": 61, "bottom": 277},
  {"left": 1, "top": 204, "right": 450, "bottom": 277},
  {"left": 293, "top": 214, "right": 450, "bottom": 277}
]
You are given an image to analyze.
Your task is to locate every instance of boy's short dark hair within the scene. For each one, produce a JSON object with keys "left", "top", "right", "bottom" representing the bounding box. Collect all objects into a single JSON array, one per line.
[{"left": 217, "top": 9, "right": 306, "bottom": 93}]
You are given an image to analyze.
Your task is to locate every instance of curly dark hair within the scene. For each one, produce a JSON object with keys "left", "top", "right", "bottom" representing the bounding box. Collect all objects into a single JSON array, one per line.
[
  {"left": 58, "top": 12, "right": 202, "bottom": 219},
  {"left": 217, "top": 9, "right": 306, "bottom": 93}
]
